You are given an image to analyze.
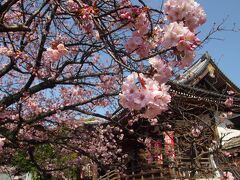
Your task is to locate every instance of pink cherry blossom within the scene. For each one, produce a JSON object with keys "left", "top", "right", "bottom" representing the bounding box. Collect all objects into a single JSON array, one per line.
[
  {"left": 223, "top": 151, "right": 231, "bottom": 157},
  {"left": 135, "top": 12, "right": 150, "bottom": 36},
  {"left": 151, "top": 26, "right": 164, "bottom": 47},
  {"left": 149, "top": 56, "right": 173, "bottom": 84},
  {"left": 162, "top": 22, "right": 200, "bottom": 67},
  {"left": 221, "top": 171, "right": 235, "bottom": 180},
  {"left": 45, "top": 43, "right": 68, "bottom": 62},
  {"left": 164, "top": 0, "right": 206, "bottom": 31},
  {"left": 224, "top": 97, "right": 233, "bottom": 107},
  {"left": 120, "top": 73, "right": 171, "bottom": 119},
  {"left": 119, "top": 73, "right": 142, "bottom": 110},
  {"left": 79, "top": 4, "right": 95, "bottom": 20},
  {"left": 67, "top": 0, "right": 79, "bottom": 12},
  {"left": 125, "top": 36, "right": 143, "bottom": 53},
  {"left": 163, "top": 22, "right": 199, "bottom": 50},
  {"left": 136, "top": 43, "right": 151, "bottom": 58},
  {"left": 0, "top": 46, "right": 14, "bottom": 56},
  {"left": 46, "top": 48, "right": 61, "bottom": 61},
  {"left": 124, "top": 12, "right": 150, "bottom": 57},
  {"left": 68, "top": 3, "right": 98, "bottom": 37},
  {"left": 120, "top": 11, "right": 132, "bottom": 20},
  {"left": 149, "top": 56, "right": 166, "bottom": 70},
  {"left": 57, "top": 43, "right": 68, "bottom": 56}
]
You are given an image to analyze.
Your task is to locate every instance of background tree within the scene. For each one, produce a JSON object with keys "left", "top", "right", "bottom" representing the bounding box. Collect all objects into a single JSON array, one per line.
[{"left": 0, "top": 0, "right": 219, "bottom": 178}]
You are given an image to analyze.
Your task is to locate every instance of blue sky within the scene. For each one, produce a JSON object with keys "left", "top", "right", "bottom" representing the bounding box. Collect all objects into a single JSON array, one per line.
[
  {"left": 148, "top": 0, "right": 240, "bottom": 86},
  {"left": 197, "top": 0, "right": 240, "bottom": 87}
]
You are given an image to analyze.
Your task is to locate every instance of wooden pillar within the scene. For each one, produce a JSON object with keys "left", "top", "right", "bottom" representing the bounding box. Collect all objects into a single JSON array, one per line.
[
  {"left": 117, "top": 173, "right": 121, "bottom": 180},
  {"left": 132, "top": 172, "right": 135, "bottom": 180},
  {"left": 92, "top": 164, "right": 98, "bottom": 180},
  {"left": 141, "top": 170, "right": 144, "bottom": 180}
]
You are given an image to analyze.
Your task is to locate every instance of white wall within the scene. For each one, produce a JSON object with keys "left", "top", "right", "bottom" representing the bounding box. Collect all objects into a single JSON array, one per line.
[{"left": 215, "top": 113, "right": 240, "bottom": 145}]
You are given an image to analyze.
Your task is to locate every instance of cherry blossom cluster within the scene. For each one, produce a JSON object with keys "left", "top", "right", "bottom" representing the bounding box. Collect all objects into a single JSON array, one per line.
[
  {"left": 121, "top": 1, "right": 206, "bottom": 119},
  {"left": 224, "top": 97, "right": 233, "bottom": 107},
  {"left": 223, "top": 151, "right": 232, "bottom": 158},
  {"left": 160, "top": 0, "right": 206, "bottom": 68},
  {"left": 78, "top": 4, "right": 96, "bottom": 34},
  {"left": 67, "top": 0, "right": 79, "bottom": 12},
  {"left": 18, "top": 125, "right": 49, "bottom": 142},
  {"left": 99, "top": 75, "right": 119, "bottom": 94},
  {"left": 123, "top": 0, "right": 205, "bottom": 64},
  {"left": 34, "top": 42, "right": 68, "bottom": 78},
  {"left": 0, "top": 47, "right": 14, "bottom": 56},
  {"left": 124, "top": 11, "right": 152, "bottom": 58},
  {"left": 119, "top": 6, "right": 145, "bottom": 21},
  {"left": 164, "top": 0, "right": 206, "bottom": 31},
  {"left": 67, "top": 1, "right": 99, "bottom": 37},
  {"left": 3, "top": 1, "right": 23, "bottom": 26},
  {"left": 79, "top": 125, "right": 126, "bottom": 165},
  {"left": 221, "top": 171, "right": 235, "bottom": 180},
  {"left": 119, "top": 72, "right": 171, "bottom": 119},
  {"left": 45, "top": 43, "right": 68, "bottom": 62},
  {"left": 149, "top": 56, "right": 173, "bottom": 84},
  {"left": 162, "top": 22, "right": 200, "bottom": 68}
]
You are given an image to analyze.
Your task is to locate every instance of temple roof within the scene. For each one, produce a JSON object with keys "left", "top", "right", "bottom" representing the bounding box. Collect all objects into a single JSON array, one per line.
[
  {"left": 169, "top": 52, "right": 240, "bottom": 113},
  {"left": 174, "top": 52, "right": 240, "bottom": 95}
]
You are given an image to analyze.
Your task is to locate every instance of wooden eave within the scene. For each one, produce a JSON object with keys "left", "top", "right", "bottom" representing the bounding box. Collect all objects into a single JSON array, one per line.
[
  {"left": 208, "top": 54, "right": 240, "bottom": 95},
  {"left": 169, "top": 81, "right": 240, "bottom": 113},
  {"left": 174, "top": 52, "right": 240, "bottom": 96}
]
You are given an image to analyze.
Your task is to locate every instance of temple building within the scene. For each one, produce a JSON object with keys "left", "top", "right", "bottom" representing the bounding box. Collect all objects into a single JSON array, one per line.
[{"left": 97, "top": 53, "right": 240, "bottom": 180}]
